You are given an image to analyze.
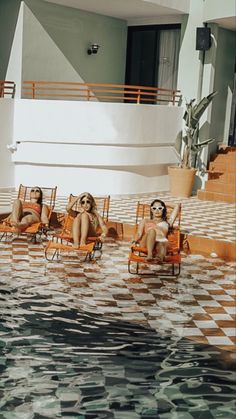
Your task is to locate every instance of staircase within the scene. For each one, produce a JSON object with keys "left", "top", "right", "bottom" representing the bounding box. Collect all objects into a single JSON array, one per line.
[{"left": 197, "top": 146, "right": 236, "bottom": 203}]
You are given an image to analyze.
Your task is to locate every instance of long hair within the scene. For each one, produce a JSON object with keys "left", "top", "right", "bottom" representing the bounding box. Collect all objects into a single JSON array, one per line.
[
  {"left": 79, "top": 192, "right": 96, "bottom": 213},
  {"left": 150, "top": 199, "right": 167, "bottom": 221}
]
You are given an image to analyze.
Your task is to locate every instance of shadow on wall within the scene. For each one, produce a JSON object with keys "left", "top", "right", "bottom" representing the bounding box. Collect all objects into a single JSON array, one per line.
[
  {"left": 0, "top": 0, "right": 21, "bottom": 79},
  {"left": 34, "top": 163, "right": 169, "bottom": 177},
  {"left": 24, "top": 0, "right": 127, "bottom": 84}
]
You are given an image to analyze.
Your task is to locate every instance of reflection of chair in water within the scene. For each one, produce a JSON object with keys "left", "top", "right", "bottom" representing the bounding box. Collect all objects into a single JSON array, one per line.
[
  {"left": 0, "top": 184, "right": 57, "bottom": 243},
  {"left": 128, "top": 201, "right": 181, "bottom": 276},
  {"left": 45, "top": 194, "right": 110, "bottom": 262}
]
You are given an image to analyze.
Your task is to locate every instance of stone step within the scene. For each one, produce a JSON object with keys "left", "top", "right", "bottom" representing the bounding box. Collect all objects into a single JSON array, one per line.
[
  {"left": 205, "top": 180, "right": 236, "bottom": 194},
  {"left": 208, "top": 171, "right": 236, "bottom": 182},
  {"left": 209, "top": 161, "right": 236, "bottom": 173},
  {"left": 218, "top": 145, "right": 236, "bottom": 153},
  {"left": 197, "top": 189, "right": 236, "bottom": 203},
  {"left": 211, "top": 154, "right": 236, "bottom": 164}
]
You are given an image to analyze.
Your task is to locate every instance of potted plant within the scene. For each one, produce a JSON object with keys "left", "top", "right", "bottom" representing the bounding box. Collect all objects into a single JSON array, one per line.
[{"left": 168, "top": 91, "right": 218, "bottom": 197}]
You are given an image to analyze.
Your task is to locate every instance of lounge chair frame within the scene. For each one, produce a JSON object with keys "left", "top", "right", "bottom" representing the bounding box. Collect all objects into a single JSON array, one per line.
[
  {"left": 0, "top": 184, "right": 57, "bottom": 243},
  {"left": 128, "top": 201, "right": 181, "bottom": 276},
  {"left": 45, "top": 194, "right": 110, "bottom": 262}
]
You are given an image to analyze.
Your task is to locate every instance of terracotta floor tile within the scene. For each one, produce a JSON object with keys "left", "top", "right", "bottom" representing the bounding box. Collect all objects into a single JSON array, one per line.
[
  {"left": 192, "top": 314, "right": 213, "bottom": 321},
  {"left": 220, "top": 300, "right": 236, "bottom": 307},
  {"left": 204, "top": 307, "right": 227, "bottom": 314},
  {"left": 199, "top": 328, "right": 226, "bottom": 336},
  {"left": 187, "top": 336, "right": 209, "bottom": 345},
  {"left": 215, "top": 320, "right": 236, "bottom": 328},
  {"left": 216, "top": 345, "right": 236, "bottom": 352}
]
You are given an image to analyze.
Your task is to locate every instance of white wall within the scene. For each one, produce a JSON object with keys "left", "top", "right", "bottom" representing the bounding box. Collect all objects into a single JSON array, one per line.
[
  {"left": 0, "top": 100, "right": 15, "bottom": 190},
  {"left": 13, "top": 100, "right": 182, "bottom": 144},
  {"left": 0, "top": 100, "right": 182, "bottom": 195},
  {"left": 177, "top": 0, "right": 204, "bottom": 100},
  {"left": 203, "top": 0, "right": 236, "bottom": 22}
]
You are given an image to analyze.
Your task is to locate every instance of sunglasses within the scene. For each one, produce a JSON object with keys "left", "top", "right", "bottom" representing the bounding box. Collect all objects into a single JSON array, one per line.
[
  {"left": 30, "top": 188, "right": 41, "bottom": 193},
  {"left": 151, "top": 206, "right": 164, "bottom": 211},
  {"left": 81, "top": 199, "right": 91, "bottom": 205}
]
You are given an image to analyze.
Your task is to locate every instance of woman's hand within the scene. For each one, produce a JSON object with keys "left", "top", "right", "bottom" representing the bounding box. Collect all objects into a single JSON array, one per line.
[{"left": 99, "top": 232, "right": 106, "bottom": 242}]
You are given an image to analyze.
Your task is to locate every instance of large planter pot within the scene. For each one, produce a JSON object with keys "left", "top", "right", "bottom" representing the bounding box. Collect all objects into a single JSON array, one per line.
[{"left": 168, "top": 166, "right": 197, "bottom": 198}]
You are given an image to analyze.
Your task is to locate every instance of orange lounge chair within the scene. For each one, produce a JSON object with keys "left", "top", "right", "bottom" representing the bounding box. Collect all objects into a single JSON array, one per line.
[
  {"left": 44, "top": 194, "right": 110, "bottom": 262},
  {"left": 128, "top": 201, "right": 181, "bottom": 276},
  {"left": 0, "top": 184, "right": 57, "bottom": 243}
]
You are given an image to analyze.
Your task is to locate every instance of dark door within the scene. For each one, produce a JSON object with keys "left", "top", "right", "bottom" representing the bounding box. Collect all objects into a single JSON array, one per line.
[
  {"left": 125, "top": 24, "right": 181, "bottom": 103},
  {"left": 126, "top": 29, "right": 158, "bottom": 88}
]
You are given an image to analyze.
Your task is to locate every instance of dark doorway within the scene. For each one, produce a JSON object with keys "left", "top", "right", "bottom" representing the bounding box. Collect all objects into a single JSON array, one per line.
[{"left": 125, "top": 24, "right": 181, "bottom": 93}]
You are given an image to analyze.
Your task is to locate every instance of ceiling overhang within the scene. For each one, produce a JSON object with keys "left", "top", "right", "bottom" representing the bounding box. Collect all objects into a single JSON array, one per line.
[{"left": 42, "top": 0, "right": 189, "bottom": 20}]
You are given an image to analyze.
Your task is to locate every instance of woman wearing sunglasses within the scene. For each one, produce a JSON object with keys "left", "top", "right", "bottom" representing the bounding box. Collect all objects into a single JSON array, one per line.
[
  {"left": 132, "top": 199, "right": 180, "bottom": 262},
  {"left": 66, "top": 192, "right": 107, "bottom": 248},
  {"left": 4, "top": 187, "right": 49, "bottom": 233}
]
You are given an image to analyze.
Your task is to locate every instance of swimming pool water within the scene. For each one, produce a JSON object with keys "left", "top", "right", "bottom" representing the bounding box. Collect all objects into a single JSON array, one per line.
[{"left": 0, "top": 281, "right": 235, "bottom": 419}]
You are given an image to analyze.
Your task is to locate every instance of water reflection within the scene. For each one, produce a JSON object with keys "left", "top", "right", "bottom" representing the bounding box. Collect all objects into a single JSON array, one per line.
[{"left": 0, "top": 286, "right": 235, "bottom": 418}]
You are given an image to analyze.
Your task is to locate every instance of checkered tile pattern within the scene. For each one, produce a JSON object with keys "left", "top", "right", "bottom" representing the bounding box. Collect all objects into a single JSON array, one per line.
[
  {"left": 0, "top": 192, "right": 236, "bottom": 243},
  {"left": 1, "top": 190, "right": 235, "bottom": 243},
  {"left": 0, "top": 235, "right": 235, "bottom": 352}
]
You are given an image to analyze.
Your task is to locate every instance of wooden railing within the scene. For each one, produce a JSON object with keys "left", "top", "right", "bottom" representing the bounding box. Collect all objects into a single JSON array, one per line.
[
  {"left": 0, "top": 81, "right": 16, "bottom": 98},
  {"left": 22, "top": 81, "right": 181, "bottom": 105}
]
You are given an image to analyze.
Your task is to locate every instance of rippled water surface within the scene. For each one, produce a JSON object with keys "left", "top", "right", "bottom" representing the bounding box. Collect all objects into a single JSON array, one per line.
[{"left": 0, "top": 278, "right": 236, "bottom": 419}]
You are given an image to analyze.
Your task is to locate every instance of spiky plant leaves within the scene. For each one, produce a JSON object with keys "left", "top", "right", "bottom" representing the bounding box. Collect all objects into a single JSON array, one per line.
[{"left": 190, "top": 91, "right": 218, "bottom": 128}]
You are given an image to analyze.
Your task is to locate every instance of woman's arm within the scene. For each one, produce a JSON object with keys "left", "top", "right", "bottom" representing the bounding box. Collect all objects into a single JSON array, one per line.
[
  {"left": 131, "top": 219, "right": 145, "bottom": 243},
  {"left": 97, "top": 214, "right": 108, "bottom": 239},
  {"left": 168, "top": 203, "right": 180, "bottom": 227},
  {"left": 66, "top": 196, "right": 80, "bottom": 212},
  {"left": 41, "top": 204, "right": 49, "bottom": 225}
]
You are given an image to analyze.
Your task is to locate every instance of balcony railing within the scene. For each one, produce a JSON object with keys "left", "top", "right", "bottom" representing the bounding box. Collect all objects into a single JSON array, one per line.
[
  {"left": 22, "top": 81, "right": 181, "bottom": 105},
  {"left": 0, "top": 81, "right": 16, "bottom": 98}
]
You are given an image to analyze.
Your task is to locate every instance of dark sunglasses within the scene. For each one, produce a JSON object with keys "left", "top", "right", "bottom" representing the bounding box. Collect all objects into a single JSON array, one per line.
[
  {"left": 151, "top": 206, "right": 164, "bottom": 210},
  {"left": 30, "top": 188, "right": 41, "bottom": 193},
  {"left": 81, "top": 199, "right": 91, "bottom": 205}
]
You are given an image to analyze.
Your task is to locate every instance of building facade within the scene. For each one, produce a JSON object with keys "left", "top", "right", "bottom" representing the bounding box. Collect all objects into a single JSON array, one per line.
[{"left": 0, "top": 0, "right": 235, "bottom": 195}]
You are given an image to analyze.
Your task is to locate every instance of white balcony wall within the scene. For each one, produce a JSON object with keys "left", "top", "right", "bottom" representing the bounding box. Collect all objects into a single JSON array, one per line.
[
  {"left": 1, "top": 100, "right": 182, "bottom": 195},
  {"left": 0, "top": 100, "right": 15, "bottom": 190}
]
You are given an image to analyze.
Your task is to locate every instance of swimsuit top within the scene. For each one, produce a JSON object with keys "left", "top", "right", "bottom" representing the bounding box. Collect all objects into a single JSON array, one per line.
[{"left": 22, "top": 202, "right": 41, "bottom": 215}]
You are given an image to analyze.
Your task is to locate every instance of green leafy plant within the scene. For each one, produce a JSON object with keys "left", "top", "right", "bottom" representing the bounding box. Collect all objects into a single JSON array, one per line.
[{"left": 174, "top": 91, "right": 218, "bottom": 169}]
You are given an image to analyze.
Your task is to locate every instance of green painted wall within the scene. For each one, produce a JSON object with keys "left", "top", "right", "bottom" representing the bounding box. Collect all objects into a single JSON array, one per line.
[
  {"left": 208, "top": 26, "right": 235, "bottom": 142},
  {"left": 22, "top": 0, "right": 127, "bottom": 84},
  {"left": 0, "top": 0, "right": 21, "bottom": 79}
]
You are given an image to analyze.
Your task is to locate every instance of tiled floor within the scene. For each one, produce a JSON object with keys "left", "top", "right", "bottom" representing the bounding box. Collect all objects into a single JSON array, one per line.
[
  {"left": 0, "top": 234, "right": 235, "bottom": 353},
  {"left": 1, "top": 190, "right": 236, "bottom": 243},
  {"left": 0, "top": 190, "right": 235, "bottom": 355}
]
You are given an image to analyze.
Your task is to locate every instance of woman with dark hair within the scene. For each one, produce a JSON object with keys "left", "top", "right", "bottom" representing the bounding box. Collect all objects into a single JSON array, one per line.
[
  {"left": 66, "top": 192, "right": 107, "bottom": 248},
  {"left": 4, "top": 187, "right": 49, "bottom": 233},
  {"left": 131, "top": 199, "right": 180, "bottom": 262}
]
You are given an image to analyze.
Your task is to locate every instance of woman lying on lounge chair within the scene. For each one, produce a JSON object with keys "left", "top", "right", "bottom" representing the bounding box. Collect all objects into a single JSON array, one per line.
[
  {"left": 131, "top": 199, "right": 180, "bottom": 262},
  {"left": 66, "top": 192, "right": 108, "bottom": 248},
  {"left": 4, "top": 187, "right": 49, "bottom": 233}
]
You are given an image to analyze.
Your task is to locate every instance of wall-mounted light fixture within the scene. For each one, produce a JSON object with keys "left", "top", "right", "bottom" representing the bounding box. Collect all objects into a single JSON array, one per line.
[
  {"left": 87, "top": 43, "right": 100, "bottom": 55},
  {"left": 6, "top": 143, "right": 17, "bottom": 153}
]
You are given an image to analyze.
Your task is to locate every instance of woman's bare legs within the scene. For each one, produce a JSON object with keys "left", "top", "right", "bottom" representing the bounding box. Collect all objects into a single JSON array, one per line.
[
  {"left": 72, "top": 213, "right": 97, "bottom": 247},
  {"left": 9, "top": 199, "right": 23, "bottom": 225},
  {"left": 155, "top": 241, "right": 168, "bottom": 262},
  {"left": 8, "top": 199, "right": 40, "bottom": 232},
  {"left": 140, "top": 229, "right": 168, "bottom": 262},
  {"left": 72, "top": 215, "right": 81, "bottom": 247},
  {"left": 140, "top": 229, "right": 156, "bottom": 261}
]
